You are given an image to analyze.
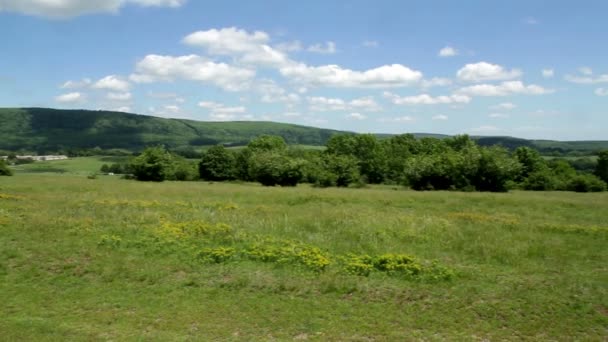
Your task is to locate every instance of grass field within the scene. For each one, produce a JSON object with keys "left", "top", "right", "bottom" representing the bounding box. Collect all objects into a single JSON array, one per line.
[{"left": 1, "top": 167, "right": 607, "bottom": 340}]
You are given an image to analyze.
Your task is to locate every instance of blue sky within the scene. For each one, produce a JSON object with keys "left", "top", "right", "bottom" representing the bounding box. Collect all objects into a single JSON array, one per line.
[{"left": 0, "top": 0, "right": 606, "bottom": 140}]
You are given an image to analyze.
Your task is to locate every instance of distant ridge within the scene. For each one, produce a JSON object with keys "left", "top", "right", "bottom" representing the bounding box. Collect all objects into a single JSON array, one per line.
[{"left": 0, "top": 107, "right": 606, "bottom": 154}]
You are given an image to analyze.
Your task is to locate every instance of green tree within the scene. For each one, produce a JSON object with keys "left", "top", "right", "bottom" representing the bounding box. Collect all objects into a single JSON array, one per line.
[
  {"left": 248, "top": 152, "right": 305, "bottom": 186},
  {"left": 514, "top": 146, "right": 545, "bottom": 181},
  {"left": 0, "top": 159, "right": 13, "bottom": 176},
  {"left": 130, "top": 146, "right": 174, "bottom": 182},
  {"left": 595, "top": 150, "right": 608, "bottom": 183},
  {"left": 199, "top": 145, "right": 236, "bottom": 181}
]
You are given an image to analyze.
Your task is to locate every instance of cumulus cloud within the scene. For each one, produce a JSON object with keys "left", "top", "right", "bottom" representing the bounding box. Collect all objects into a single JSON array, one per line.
[
  {"left": 198, "top": 101, "right": 246, "bottom": 120},
  {"left": 106, "top": 92, "right": 132, "bottom": 101},
  {"left": 384, "top": 92, "right": 471, "bottom": 105},
  {"left": 182, "top": 27, "right": 289, "bottom": 67},
  {"left": 0, "top": 0, "right": 186, "bottom": 18},
  {"left": 432, "top": 114, "right": 448, "bottom": 120},
  {"left": 308, "top": 96, "right": 381, "bottom": 112},
  {"left": 457, "top": 62, "right": 522, "bottom": 82},
  {"left": 112, "top": 106, "right": 131, "bottom": 112},
  {"left": 438, "top": 46, "right": 458, "bottom": 57},
  {"left": 281, "top": 63, "right": 423, "bottom": 88},
  {"left": 595, "top": 88, "right": 608, "bottom": 96},
  {"left": 542, "top": 69, "right": 554, "bottom": 78},
  {"left": 92, "top": 75, "right": 130, "bottom": 92},
  {"left": 255, "top": 79, "right": 300, "bottom": 104},
  {"left": 55, "top": 92, "right": 84, "bottom": 103},
  {"left": 346, "top": 112, "right": 367, "bottom": 120},
  {"left": 307, "top": 41, "right": 337, "bottom": 54},
  {"left": 130, "top": 54, "right": 255, "bottom": 91},
  {"left": 457, "top": 81, "right": 553, "bottom": 96}
]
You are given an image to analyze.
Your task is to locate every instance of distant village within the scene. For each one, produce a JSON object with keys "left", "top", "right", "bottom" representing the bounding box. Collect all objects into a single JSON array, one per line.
[{"left": 0, "top": 155, "right": 68, "bottom": 161}]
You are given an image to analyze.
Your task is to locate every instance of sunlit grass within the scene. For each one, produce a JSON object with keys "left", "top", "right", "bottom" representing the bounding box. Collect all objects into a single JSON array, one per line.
[{"left": 0, "top": 174, "right": 607, "bottom": 340}]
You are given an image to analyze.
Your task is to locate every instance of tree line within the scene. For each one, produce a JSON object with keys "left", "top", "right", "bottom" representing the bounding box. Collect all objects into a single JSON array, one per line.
[{"left": 106, "top": 134, "right": 608, "bottom": 193}]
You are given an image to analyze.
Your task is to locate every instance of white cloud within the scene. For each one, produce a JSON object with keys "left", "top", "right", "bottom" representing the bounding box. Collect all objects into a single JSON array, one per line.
[
  {"left": 490, "top": 102, "right": 516, "bottom": 110},
  {"left": 0, "top": 0, "right": 186, "bottom": 18},
  {"left": 438, "top": 46, "right": 458, "bottom": 57},
  {"left": 457, "top": 81, "right": 553, "bottom": 96},
  {"left": 281, "top": 63, "right": 423, "bottom": 88},
  {"left": 61, "top": 78, "right": 91, "bottom": 89},
  {"left": 182, "top": 27, "right": 289, "bottom": 67},
  {"left": 282, "top": 112, "right": 301, "bottom": 117},
  {"left": 308, "top": 96, "right": 381, "bottom": 112},
  {"left": 578, "top": 66, "right": 593, "bottom": 75},
  {"left": 362, "top": 40, "right": 379, "bottom": 48},
  {"left": 92, "top": 75, "right": 130, "bottom": 92},
  {"left": 488, "top": 113, "right": 510, "bottom": 119},
  {"left": 55, "top": 92, "right": 84, "bottom": 103},
  {"left": 198, "top": 101, "right": 246, "bottom": 121},
  {"left": 595, "top": 88, "right": 608, "bottom": 96},
  {"left": 432, "top": 114, "right": 448, "bottom": 121},
  {"left": 347, "top": 112, "right": 367, "bottom": 120},
  {"left": 564, "top": 73, "right": 608, "bottom": 84},
  {"left": 106, "top": 92, "right": 132, "bottom": 101},
  {"left": 456, "top": 62, "right": 522, "bottom": 82},
  {"left": 130, "top": 54, "right": 255, "bottom": 91},
  {"left": 384, "top": 92, "right": 471, "bottom": 105},
  {"left": 542, "top": 69, "right": 554, "bottom": 78},
  {"left": 307, "top": 41, "right": 337, "bottom": 54},
  {"left": 256, "top": 79, "right": 300, "bottom": 104}
]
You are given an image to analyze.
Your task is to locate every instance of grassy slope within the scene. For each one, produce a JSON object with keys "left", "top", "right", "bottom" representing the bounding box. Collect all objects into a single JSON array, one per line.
[{"left": 0, "top": 171, "right": 606, "bottom": 340}]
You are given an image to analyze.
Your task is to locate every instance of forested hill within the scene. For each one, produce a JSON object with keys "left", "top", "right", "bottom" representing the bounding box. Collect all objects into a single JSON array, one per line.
[
  {"left": 1, "top": 107, "right": 607, "bottom": 154},
  {"left": 0, "top": 108, "right": 347, "bottom": 152}
]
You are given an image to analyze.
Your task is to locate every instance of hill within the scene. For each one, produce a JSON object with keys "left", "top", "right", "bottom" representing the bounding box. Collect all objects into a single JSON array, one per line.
[
  {"left": 1, "top": 107, "right": 607, "bottom": 154},
  {"left": 0, "top": 108, "right": 347, "bottom": 152}
]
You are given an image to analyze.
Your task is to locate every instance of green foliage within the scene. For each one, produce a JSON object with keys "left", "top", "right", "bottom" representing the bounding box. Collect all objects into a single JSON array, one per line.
[
  {"left": 566, "top": 174, "right": 607, "bottom": 192},
  {"left": 130, "top": 146, "right": 174, "bottom": 182},
  {"left": 595, "top": 150, "right": 608, "bottom": 183},
  {"left": 319, "top": 154, "right": 360, "bottom": 187},
  {"left": 247, "top": 135, "right": 287, "bottom": 152},
  {"left": 247, "top": 152, "right": 306, "bottom": 186},
  {"left": 515, "top": 146, "right": 545, "bottom": 181},
  {"left": 0, "top": 159, "right": 12, "bottom": 176},
  {"left": 199, "top": 145, "right": 236, "bottom": 181}
]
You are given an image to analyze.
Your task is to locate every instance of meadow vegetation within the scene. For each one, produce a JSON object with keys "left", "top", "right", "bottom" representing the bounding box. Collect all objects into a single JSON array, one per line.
[{"left": 0, "top": 172, "right": 607, "bottom": 340}]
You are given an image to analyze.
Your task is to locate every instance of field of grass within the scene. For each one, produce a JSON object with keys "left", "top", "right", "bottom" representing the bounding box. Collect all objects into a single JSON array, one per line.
[
  {"left": 1, "top": 171, "right": 607, "bottom": 340},
  {"left": 10, "top": 156, "right": 130, "bottom": 175}
]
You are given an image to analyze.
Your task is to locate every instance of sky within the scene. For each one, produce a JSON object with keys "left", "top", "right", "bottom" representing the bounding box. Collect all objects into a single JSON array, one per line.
[{"left": 0, "top": 0, "right": 606, "bottom": 140}]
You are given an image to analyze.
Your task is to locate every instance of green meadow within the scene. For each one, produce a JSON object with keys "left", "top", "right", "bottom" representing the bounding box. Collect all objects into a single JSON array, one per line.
[{"left": 0, "top": 161, "right": 607, "bottom": 340}]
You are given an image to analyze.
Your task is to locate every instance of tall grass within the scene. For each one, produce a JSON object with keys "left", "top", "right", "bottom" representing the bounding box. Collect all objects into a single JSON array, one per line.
[{"left": 0, "top": 174, "right": 606, "bottom": 340}]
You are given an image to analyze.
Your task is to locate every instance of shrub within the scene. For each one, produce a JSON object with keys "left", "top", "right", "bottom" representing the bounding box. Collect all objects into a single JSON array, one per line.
[
  {"left": 567, "top": 174, "right": 607, "bottom": 192},
  {"left": 199, "top": 145, "right": 236, "bottom": 181},
  {"left": 0, "top": 159, "right": 12, "bottom": 176}
]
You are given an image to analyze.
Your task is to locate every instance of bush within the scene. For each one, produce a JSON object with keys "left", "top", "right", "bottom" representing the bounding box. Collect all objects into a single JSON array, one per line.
[
  {"left": 0, "top": 159, "right": 13, "bottom": 176},
  {"left": 522, "top": 169, "right": 559, "bottom": 191},
  {"left": 130, "top": 146, "right": 174, "bottom": 182},
  {"left": 199, "top": 145, "right": 236, "bottom": 181},
  {"left": 566, "top": 174, "right": 607, "bottom": 192}
]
